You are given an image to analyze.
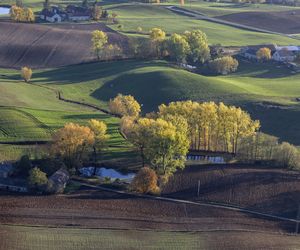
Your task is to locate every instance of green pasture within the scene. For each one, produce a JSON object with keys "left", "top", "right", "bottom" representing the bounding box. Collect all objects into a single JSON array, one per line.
[{"left": 107, "top": 4, "right": 300, "bottom": 46}]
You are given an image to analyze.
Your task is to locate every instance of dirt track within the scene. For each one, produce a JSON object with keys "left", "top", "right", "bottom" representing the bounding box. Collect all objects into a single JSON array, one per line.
[{"left": 0, "top": 22, "right": 127, "bottom": 69}]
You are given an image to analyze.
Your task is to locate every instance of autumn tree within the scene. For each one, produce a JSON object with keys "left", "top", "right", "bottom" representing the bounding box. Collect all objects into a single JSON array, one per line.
[
  {"left": 149, "top": 27, "right": 166, "bottom": 57},
  {"left": 91, "top": 30, "right": 108, "bottom": 60},
  {"left": 158, "top": 101, "right": 259, "bottom": 154},
  {"left": 21, "top": 66, "right": 32, "bottom": 83},
  {"left": 51, "top": 123, "right": 95, "bottom": 169},
  {"left": 184, "top": 30, "right": 210, "bottom": 63},
  {"left": 103, "top": 44, "right": 122, "bottom": 60},
  {"left": 130, "top": 167, "right": 159, "bottom": 194},
  {"left": 256, "top": 47, "right": 272, "bottom": 61},
  {"left": 167, "top": 33, "right": 190, "bottom": 63},
  {"left": 91, "top": 5, "right": 102, "bottom": 21},
  {"left": 28, "top": 167, "right": 48, "bottom": 192},
  {"left": 10, "top": 5, "right": 35, "bottom": 22},
  {"left": 109, "top": 94, "right": 141, "bottom": 118},
  {"left": 209, "top": 56, "right": 239, "bottom": 75},
  {"left": 88, "top": 119, "right": 109, "bottom": 164}
]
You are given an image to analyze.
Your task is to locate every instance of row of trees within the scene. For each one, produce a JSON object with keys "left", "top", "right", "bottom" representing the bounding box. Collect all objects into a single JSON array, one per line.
[
  {"left": 10, "top": 5, "right": 35, "bottom": 22},
  {"left": 237, "top": 132, "right": 300, "bottom": 169}
]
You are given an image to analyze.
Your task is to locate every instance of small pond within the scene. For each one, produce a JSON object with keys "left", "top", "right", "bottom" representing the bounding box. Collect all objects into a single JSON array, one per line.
[
  {"left": 0, "top": 7, "right": 10, "bottom": 15},
  {"left": 79, "top": 167, "right": 135, "bottom": 181},
  {"left": 187, "top": 155, "right": 225, "bottom": 164}
]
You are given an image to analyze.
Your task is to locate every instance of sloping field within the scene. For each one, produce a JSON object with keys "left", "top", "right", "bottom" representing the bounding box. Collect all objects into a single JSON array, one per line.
[
  {"left": 0, "top": 224, "right": 299, "bottom": 250},
  {"left": 218, "top": 10, "right": 300, "bottom": 34},
  {"left": 0, "top": 22, "right": 126, "bottom": 68},
  {"left": 108, "top": 4, "right": 300, "bottom": 45},
  {"left": 163, "top": 165, "right": 300, "bottom": 219}
]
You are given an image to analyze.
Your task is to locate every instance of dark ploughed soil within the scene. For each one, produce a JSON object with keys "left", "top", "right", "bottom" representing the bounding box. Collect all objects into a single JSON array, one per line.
[
  {"left": 0, "top": 22, "right": 127, "bottom": 69},
  {"left": 163, "top": 164, "right": 300, "bottom": 219},
  {"left": 217, "top": 10, "right": 300, "bottom": 34}
]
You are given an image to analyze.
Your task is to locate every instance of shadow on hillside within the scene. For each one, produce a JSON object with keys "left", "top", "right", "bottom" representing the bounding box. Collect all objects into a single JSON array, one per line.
[
  {"left": 32, "top": 60, "right": 168, "bottom": 85},
  {"left": 233, "top": 58, "right": 298, "bottom": 79}
]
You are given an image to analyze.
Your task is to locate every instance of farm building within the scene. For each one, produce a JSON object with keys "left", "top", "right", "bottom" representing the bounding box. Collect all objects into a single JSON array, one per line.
[
  {"left": 272, "top": 46, "right": 300, "bottom": 62},
  {"left": 47, "top": 168, "right": 70, "bottom": 194},
  {"left": 66, "top": 5, "right": 91, "bottom": 21},
  {"left": 40, "top": 6, "right": 67, "bottom": 23},
  {"left": 240, "top": 44, "right": 276, "bottom": 60},
  {"left": 0, "top": 162, "right": 13, "bottom": 178}
]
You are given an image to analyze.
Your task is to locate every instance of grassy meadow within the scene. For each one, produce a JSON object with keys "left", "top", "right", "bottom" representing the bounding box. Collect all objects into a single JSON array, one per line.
[
  {"left": 1, "top": 59, "right": 300, "bottom": 149},
  {"left": 1, "top": 224, "right": 299, "bottom": 250},
  {"left": 107, "top": 4, "right": 300, "bottom": 46}
]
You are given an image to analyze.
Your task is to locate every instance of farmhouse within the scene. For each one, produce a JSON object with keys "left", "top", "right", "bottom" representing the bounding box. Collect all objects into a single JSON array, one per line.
[
  {"left": 40, "top": 6, "right": 67, "bottom": 23},
  {"left": 272, "top": 46, "right": 300, "bottom": 62},
  {"left": 66, "top": 5, "right": 91, "bottom": 21},
  {"left": 240, "top": 44, "right": 276, "bottom": 60},
  {"left": 47, "top": 168, "right": 70, "bottom": 194},
  {"left": 0, "top": 162, "right": 13, "bottom": 178}
]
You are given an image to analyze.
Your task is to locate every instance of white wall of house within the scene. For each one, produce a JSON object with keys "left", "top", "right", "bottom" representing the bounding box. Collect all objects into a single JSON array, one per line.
[
  {"left": 272, "top": 51, "right": 295, "bottom": 62},
  {"left": 46, "top": 14, "right": 62, "bottom": 23},
  {"left": 69, "top": 16, "right": 90, "bottom": 21}
]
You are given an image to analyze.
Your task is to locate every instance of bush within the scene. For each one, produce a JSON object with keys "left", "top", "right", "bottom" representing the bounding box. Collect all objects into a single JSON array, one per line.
[
  {"left": 274, "top": 142, "right": 300, "bottom": 170},
  {"left": 209, "top": 56, "right": 238, "bottom": 75},
  {"left": 130, "top": 167, "right": 160, "bottom": 194},
  {"left": 28, "top": 167, "right": 48, "bottom": 193},
  {"left": 14, "top": 155, "right": 32, "bottom": 177}
]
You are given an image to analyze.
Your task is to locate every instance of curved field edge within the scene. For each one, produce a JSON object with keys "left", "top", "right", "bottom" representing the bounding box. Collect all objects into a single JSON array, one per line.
[{"left": 0, "top": 224, "right": 299, "bottom": 250}]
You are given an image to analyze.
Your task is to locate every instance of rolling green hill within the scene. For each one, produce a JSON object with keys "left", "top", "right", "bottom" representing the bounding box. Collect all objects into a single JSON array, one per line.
[{"left": 107, "top": 4, "right": 300, "bottom": 46}]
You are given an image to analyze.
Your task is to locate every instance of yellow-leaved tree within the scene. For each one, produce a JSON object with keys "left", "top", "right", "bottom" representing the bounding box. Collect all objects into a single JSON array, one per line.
[
  {"left": 109, "top": 94, "right": 141, "bottom": 118},
  {"left": 10, "top": 5, "right": 35, "bottom": 22},
  {"left": 256, "top": 47, "right": 272, "bottom": 62},
  {"left": 149, "top": 27, "right": 166, "bottom": 57},
  {"left": 51, "top": 123, "right": 95, "bottom": 170},
  {"left": 88, "top": 119, "right": 110, "bottom": 164},
  {"left": 130, "top": 166, "right": 159, "bottom": 194},
  {"left": 91, "top": 30, "right": 108, "bottom": 60},
  {"left": 21, "top": 66, "right": 32, "bottom": 83}
]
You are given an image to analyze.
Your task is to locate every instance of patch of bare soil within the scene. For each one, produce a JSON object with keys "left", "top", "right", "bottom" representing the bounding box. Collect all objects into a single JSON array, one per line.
[
  {"left": 163, "top": 165, "right": 300, "bottom": 219},
  {"left": 217, "top": 10, "right": 300, "bottom": 34},
  {"left": 0, "top": 22, "right": 127, "bottom": 69}
]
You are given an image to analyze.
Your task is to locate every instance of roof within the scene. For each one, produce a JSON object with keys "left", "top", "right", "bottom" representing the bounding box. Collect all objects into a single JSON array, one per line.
[
  {"left": 0, "top": 162, "right": 13, "bottom": 173},
  {"left": 49, "top": 168, "right": 70, "bottom": 186},
  {"left": 66, "top": 5, "right": 91, "bottom": 16},
  {"left": 40, "top": 7, "right": 66, "bottom": 18},
  {"left": 276, "top": 46, "right": 300, "bottom": 52},
  {"left": 275, "top": 50, "right": 296, "bottom": 57}
]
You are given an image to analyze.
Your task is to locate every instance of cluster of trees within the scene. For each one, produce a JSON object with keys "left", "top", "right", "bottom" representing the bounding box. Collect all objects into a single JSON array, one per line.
[
  {"left": 158, "top": 101, "right": 260, "bottom": 154},
  {"left": 10, "top": 5, "right": 35, "bottom": 22},
  {"left": 51, "top": 120, "right": 109, "bottom": 170},
  {"left": 91, "top": 30, "right": 122, "bottom": 60},
  {"left": 237, "top": 132, "right": 300, "bottom": 169},
  {"left": 130, "top": 28, "right": 238, "bottom": 74}
]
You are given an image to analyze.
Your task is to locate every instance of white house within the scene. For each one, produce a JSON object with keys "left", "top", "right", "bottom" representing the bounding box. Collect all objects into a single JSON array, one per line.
[
  {"left": 40, "top": 6, "right": 66, "bottom": 23},
  {"left": 272, "top": 46, "right": 300, "bottom": 62}
]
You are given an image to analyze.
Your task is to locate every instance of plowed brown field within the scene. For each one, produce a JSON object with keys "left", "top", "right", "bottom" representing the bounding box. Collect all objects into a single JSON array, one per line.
[
  {"left": 218, "top": 10, "right": 300, "bottom": 34},
  {"left": 0, "top": 22, "right": 127, "bottom": 69}
]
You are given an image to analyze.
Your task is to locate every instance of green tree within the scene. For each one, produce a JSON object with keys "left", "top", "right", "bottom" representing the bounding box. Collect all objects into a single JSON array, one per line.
[
  {"left": 91, "top": 30, "right": 108, "bottom": 60},
  {"left": 184, "top": 30, "right": 210, "bottom": 63},
  {"left": 167, "top": 33, "right": 190, "bottom": 63},
  {"left": 149, "top": 27, "right": 166, "bottom": 57}
]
